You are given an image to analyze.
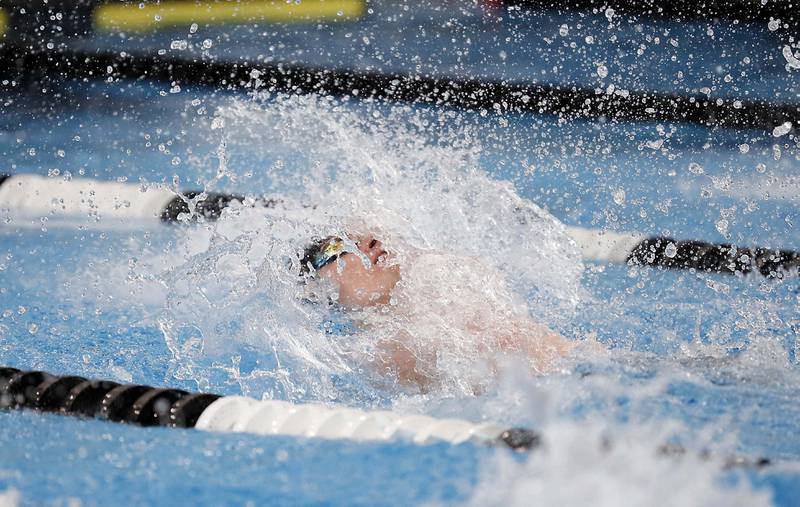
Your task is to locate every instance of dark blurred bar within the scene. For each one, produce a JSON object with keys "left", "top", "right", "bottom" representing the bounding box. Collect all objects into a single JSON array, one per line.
[{"left": 506, "top": 0, "right": 797, "bottom": 23}]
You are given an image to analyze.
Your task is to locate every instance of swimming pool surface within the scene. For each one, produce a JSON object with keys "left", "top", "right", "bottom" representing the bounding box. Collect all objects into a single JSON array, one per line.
[
  {"left": 1, "top": 4, "right": 800, "bottom": 503},
  {"left": 0, "top": 75, "right": 797, "bottom": 506}
]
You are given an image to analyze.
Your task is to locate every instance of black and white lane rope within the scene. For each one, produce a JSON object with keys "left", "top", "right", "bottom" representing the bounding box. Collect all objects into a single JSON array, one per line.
[
  {"left": 0, "top": 365, "right": 774, "bottom": 469},
  {"left": 0, "top": 366, "right": 539, "bottom": 450},
  {"left": 1, "top": 173, "right": 798, "bottom": 278}
]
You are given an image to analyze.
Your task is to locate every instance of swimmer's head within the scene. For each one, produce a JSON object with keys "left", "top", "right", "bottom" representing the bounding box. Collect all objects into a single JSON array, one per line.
[{"left": 301, "top": 234, "right": 401, "bottom": 309}]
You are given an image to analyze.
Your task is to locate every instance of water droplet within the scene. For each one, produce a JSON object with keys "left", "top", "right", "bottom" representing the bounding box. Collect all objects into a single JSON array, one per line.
[
  {"left": 782, "top": 46, "right": 800, "bottom": 69},
  {"left": 772, "top": 121, "right": 792, "bottom": 137},
  {"left": 612, "top": 188, "right": 626, "bottom": 205},
  {"left": 715, "top": 219, "right": 729, "bottom": 236},
  {"left": 664, "top": 242, "right": 677, "bottom": 258},
  {"left": 705, "top": 279, "right": 730, "bottom": 294},
  {"left": 170, "top": 40, "right": 188, "bottom": 51},
  {"left": 688, "top": 162, "right": 704, "bottom": 175},
  {"left": 644, "top": 139, "right": 663, "bottom": 150}
]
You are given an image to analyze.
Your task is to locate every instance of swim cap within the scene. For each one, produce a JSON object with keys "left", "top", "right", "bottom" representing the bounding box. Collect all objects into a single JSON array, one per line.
[{"left": 300, "top": 236, "right": 348, "bottom": 275}]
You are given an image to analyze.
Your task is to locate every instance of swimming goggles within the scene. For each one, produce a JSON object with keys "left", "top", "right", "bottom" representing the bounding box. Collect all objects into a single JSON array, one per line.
[{"left": 301, "top": 236, "right": 349, "bottom": 273}]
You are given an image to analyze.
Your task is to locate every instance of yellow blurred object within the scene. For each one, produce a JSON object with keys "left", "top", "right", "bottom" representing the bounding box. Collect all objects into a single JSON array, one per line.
[
  {"left": 94, "top": 0, "right": 365, "bottom": 32},
  {"left": 0, "top": 9, "right": 7, "bottom": 38}
]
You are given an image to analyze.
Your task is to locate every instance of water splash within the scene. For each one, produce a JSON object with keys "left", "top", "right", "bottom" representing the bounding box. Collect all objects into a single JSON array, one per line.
[
  {"left": 466, "top": 420, "right": 772, "bottom": 507},
  {"left": 154, "top": 93, "right": 584, "bottom": 402}
]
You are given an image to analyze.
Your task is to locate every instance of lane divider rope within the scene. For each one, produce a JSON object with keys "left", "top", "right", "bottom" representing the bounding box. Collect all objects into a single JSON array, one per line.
[
  {"left": 1, "top": 173, "right": 798, "bottom": 278},
  {"left": 0, "top": 365, "right": 775, "bottom": 469},
  {"left": 2, "top": 44, "right": 796, "bottom": 132},
  {"left": 0, "top": 366, "right": 539, "bottom": 450}
]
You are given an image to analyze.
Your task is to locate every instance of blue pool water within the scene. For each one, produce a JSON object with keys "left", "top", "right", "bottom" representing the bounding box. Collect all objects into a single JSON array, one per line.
[{"left": 1, "top": 75, "right": 798, "bottom": 506}]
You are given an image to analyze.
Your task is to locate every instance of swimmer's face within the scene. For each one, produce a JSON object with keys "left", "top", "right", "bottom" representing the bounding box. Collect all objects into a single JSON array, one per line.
[{"left": 317, "top": 236, "right": 401, "bottom": 309}]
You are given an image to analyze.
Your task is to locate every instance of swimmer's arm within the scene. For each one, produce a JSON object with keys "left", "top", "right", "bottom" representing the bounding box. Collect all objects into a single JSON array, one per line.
[
  {"left": 470, "top": 316, "right": 576, "bottom": 374},
  {"left": 518, "top": 321, "right": 576, "bottom": 373}
]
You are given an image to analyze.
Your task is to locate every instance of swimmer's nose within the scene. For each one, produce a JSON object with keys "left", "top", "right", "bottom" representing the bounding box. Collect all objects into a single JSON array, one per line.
[{"left": 358, "top": 237, "right": 386, "bottom": 264}]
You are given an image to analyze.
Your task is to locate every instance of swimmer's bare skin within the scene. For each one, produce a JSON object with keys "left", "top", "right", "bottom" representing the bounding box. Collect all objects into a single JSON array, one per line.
[{"left": 316, "top": 235, "right": 575, "bottom": 390}]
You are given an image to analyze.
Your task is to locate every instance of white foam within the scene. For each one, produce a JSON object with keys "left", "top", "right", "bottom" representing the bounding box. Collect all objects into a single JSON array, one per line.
[
  {"left": 466, "top": 421, "right": 772, "bottom": 507},
  {"left": 449, "top": 357, "right": 775, "bottom": 507}
]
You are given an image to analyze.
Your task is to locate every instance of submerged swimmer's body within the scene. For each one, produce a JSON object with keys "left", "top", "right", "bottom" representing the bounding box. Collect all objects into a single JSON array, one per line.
[{"left": 301, "top": 234, "right": 577, "bottom": 392}]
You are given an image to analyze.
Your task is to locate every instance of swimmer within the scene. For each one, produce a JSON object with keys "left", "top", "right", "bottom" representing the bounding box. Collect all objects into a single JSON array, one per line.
[{"left": 301, "top": 234, "right": 577, "bottom": 392}]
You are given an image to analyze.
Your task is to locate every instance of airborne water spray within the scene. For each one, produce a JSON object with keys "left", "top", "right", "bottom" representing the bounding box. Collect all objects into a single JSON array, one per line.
[{"left": 154, "top": 93, "right": 584, "bottom": 402}]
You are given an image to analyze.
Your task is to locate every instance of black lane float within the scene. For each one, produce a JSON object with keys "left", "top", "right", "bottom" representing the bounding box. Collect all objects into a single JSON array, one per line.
[
  {"left": 0, "top": 366, "right": 538, "bottom": 450},
  {"left": 1, "top": 173, "right": 798, "bottom": 278}
]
